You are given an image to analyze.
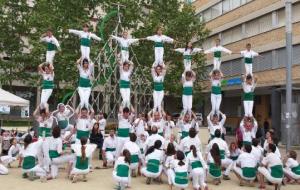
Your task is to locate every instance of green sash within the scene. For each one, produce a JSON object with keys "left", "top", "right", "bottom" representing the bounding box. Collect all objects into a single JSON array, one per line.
[
  {"left": 192, "top": 161, "right": 203, "bottom": 169},
  {"left": 220, "top": 150, "right": 225, "bottom": 160},
  {"left": 49, "top": 150, "right": 60, "bottom": 159},
  {"left": 131, "top": 154, "right": 139, "bottom": 163},
  {"left": 155, "top": 42, "right": 163, "bottom": 47},
  {"left": 183, "top": 86, "right": 193, "bottom": 95},
  {"left": 116, "top": 164, "right": 129, "bottom": 177},
  {"left": 183, "top": 55, "right": 192, "bottom": 60},
  {"left": 140, "top": 148, "right": 144, "bottom": 154},
  {"left": 158, "top": 132, "right": 164, "bottom": 136},
  {"left": 211, "top": 86, "right": 221, "bottom": 95},
  {"left": 214, "top": 51, "right": 221, "bottom": 58},
  {"left": 245, "top": 57, "right": 253, "bottom": 64},
  {"left": 47, "top": 43, "right": 57, "bottom": 51},
  {"left": 243, "top": 141, "right": 252, "bottom": 146},
  {"left": 58, "top": 120, "right": 68, "bottom": 129},
  {"left": 184, "top": 151, "right": 190, "bottom": 157},
  {"left": 76, "top": 130, "right": 90, "bottom": 139},
  {"left": 181, "top": 131, "right": 189, "bottom": 139},
  {"left": 79, "top": 77, "right": 91, "bottom": 88},
  {"left": 75, "top": 156, "right": 89, "bottom": 170},
  {"left": 119, "top": 80, "right": 130, "bottom": 89},
  {"left": 231, "top": 156, "right": 239, "bottom": 161},
  {"left": 291, "top": 165, "right": 300, "bottom": 175},
  {"left": 117, "top": 128, "right": 130, "bottom": 138},
  {"left": 42, "top": 80, "right": 54, "bottom": 89},
  {"left": 242, "top": 167, "right": 257, "bottom": 178},
  {"left": 22, "top": 156, "right": 36, "bottom": 170},
  {"left": 243, "top": 92, "right": 254, "bottom": 101},
  {"left": 175, "top": 172, "right": 188, "bottom": 185},
  {"left": 105, "top": 148, "right": 116, "bottom": 152},
  {"left": 209, "top": 163, "right": 222, "bottom": 178},
  {"left": 271, "top": 165, "right": 284, "bottom": 178},
  {"left": 146, "top": 159, "right": 160, "bottom": 173},
  {"left": 154, "top": 82, "right": 164, "bottom": 91},
  {"left": 121, "top": 46, "right": 129, "bottom": 51},
  {"left": 80, "top": 38, "right": 91, "bottom": 47},
  {"left": 38, "top": 127, "right": 52, "bottom": 137}
]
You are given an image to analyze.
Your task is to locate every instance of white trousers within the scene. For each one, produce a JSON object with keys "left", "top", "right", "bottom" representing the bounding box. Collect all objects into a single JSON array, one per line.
[
  {"left": 184, "top": 60, "right": 192, "bottom": 71},
  {"left": 120, "top": 88, "right": 131, "bottom": 107},
  {"left": 283, "top": 167, "right": 300, "bottom": 180},
  {"left": 46, "top": 50, "right": 56, "bottom": 64},
  {"left": 222, "top": 158, "right": 234, "bottom": 176},
  {"left": 40, "top": 89, "right": 53, "bottom": 108},
  {"left": 167, "top": 169, "right": 189, "bottom": 189},
  {"left": 116, "top": 137, "right": 129, "bottom": 157},
  {"left": 113, "top": 171, "right": 131, "bottom": 188},
  {"left": 153, "top": 90, "right": 164, "bottom": 111},
  {"left": 153, "top": 47, "right": 164, "bottom": 66},
  {"left": 0, "top": 164, "right": 8, "bottom": 175},
  {"left": 233, "top": 166, "right": 256, "bottom": 181},
  {"left": 244, "top": 100, "right": 254, "bottom": 117},
  {"left": 191, "top": 168, "right": 207, "bottom": 189},
  {"left": 211, "top": 94, "right": 222, "bottom": 114},
  {"left": 80, "top": 46, "right": 90, "bottom": 60},
  {"left": 78, "top": 87, "right": 91, "bottom": 109},
  {"left": 182, "top": 95, "right": 192, "bottom": 112},
  {"left": 245, "top": 64, "right": 253, "bottom": 76},
  {"left": 105, "top": 151, "right": 116, "bottom": 166},
  {"left": 23, "top": 165, "right": 47, "bottom": 177},
  {"left": 141, "top": 165, "right": 162, "bottom": 178},
  {"left": 50, "top": 154, "right": 74, "bottom": 178},
  {"left": 121, "top": 50, "right": 130, "bottom": 63},
  {"left": 213, "top": 58, "right": 221, "bottom": 70},
  {"left": 0, "top": 155, "right": 17, "bottom": 165},
  {"left": 258, "top": 167, "right": 282, "bottom": 184}
]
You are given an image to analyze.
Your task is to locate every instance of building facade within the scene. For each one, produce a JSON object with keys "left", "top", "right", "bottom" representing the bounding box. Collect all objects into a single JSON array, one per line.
[{"left": 193, "top": 0, "right": 300, "bottom": 144}]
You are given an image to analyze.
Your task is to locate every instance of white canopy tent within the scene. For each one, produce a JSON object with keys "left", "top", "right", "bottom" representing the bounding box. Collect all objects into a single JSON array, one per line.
[{"left": 0, "top": 88, "right": 29, "bottom": 107}]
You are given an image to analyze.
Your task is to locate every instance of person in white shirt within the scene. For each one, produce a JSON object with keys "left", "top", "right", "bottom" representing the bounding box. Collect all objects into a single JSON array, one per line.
[
  {"left": 251, "top": 138, "right": 264, "bottom": 165},
  {"left": 209, "top": 69, "right": 223, "bottom": 115},
  {"left": 179, "top": 128, "right": 202, "bottom": 156},
  {"left": 186, "top": 145, "right": 208, "bottom": 190},
  {"left": 74, "top": 107, "right": 94, "bottom": 144},
  {"left": 164, "top": 113, "right": 175, "bottom": 140},
  {"left": 207, "top": 111, "right": 226, "bottom": 140},
  {"left": 164, "top": 134, "right": 179, "bottom": 151},
  {"left": 167, "top": 151, "right": 189, "bottom": 189},
  {"left": 111, "top": 31, "right": 139, "bottom": 63},
  {"left": 145, "top": 126, "right": 165, "bottom": 151},
  {"left": 119, "top": 61, "right": 134, "bottom": 107},
  {"left": 164, "top": 143, "right": 176, "bottom": 179},
  {"left": 263, "top": 134, "right": 281, "bottom": 159},
  {"left": 141, "top": 140, "right": 164, "bottom": 184},
  {"left": 174, "top": 42, "right": 202, "bottom": 71},
  {"left": 283, "top": 150, "right": 300, "bottom": 183},
  {"left": 206, "top": 129, "right": 233, "bottom": 180},
  {"left": 113, "top": 149, "right": 132, "bottom": 190},
  {"left": 70, "top": 137, "right": 97, "bottom": 183},
  {"left": 40, "top": 29, "right": 60, "bottom": 64},
  {"left": 233, "top": 144, "right": 257, "bottom": 186},
  {"left": 92, "top": 112, "right": 106, "bottom": 136},
  {"left": 240, "top": 116, "right": 258, "bottom": 146},
  {"left": 116, "top": 106, "right": 135, "bottom": 157},
  {"left": 151, "top": 64, "right": 167, "bottom": 111},
  {"left": 76, "top": 58, "right": 94, "bottom": 109},
  {"left": 0, "top": 162, "right": 8, "bottom": 175},
  {"left": 229, "top": 142, "right": 241, "bottom": 161},
  {"left": 52, "top": 103, "right": 74, "bottom": 135},
  {"left": 69, "top": 23, "right": 101, "bottom": 60},
  {"left": 204, "top": 38, "right": 232, "bottom": 70},
  {"left": 102, "top": 129, "right": 117, "bottom": 167},
  {"left": 0, "top": 137, "right": 22, "bottom": 167},
  {"left": 148, "top": 109, "right": 166, "bottom": 137},
  {"left": 207, "top": 143, "right": 222, "bottom": 185},
  {"left": 138, "top": 133, "right": 148, "bottom": 167},
  {"left": 122, "top": 133, "right": 141, "bottom": 177},
  {"left": 38, "top": 63, "right": 54, "bottom": 109},
  {"left": 258, "top": 143, "right": 284, "bottom": 189},
  {"left": 133, "top": 113, "right": 148, "bottom": 141},
  {"left": 144, "top": 26, "right": 174, "bottom": 67},
  {"left": 240, "top": 43, "right": 260, "bottom": 75},
  {"left": 177, "top": 112, "right": 198, "bottom": 140},
  {"left": 181, "top": 70, "right": 196, "bottom": 113},
  {"left": 242, "top": 74, "right": 257, "bottom": 117}
]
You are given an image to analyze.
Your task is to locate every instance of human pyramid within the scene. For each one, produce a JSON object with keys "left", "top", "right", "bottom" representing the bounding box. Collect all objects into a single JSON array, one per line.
[{"left": 0, "top": 23, "right": 299, "bottom": 190}]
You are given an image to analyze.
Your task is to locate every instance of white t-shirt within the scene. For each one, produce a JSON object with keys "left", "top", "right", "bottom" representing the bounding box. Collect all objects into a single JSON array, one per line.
[
  {"left": 145, "top": 134, "right": 165, "bottom": 150},
  {"left": 179, "top": 136, "right": 202, "bottom": 154},
  {"left": 262, "top": 152, "right": 283, "bottom": 170},
  {"left": 236, "top": 152, "right": 257, "bottom": 168},
  {"left": 102, "top": 136, "right": 117, "bottom": 151}
]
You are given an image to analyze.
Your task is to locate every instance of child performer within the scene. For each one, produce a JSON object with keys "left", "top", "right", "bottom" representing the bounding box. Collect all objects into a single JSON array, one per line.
[
  {"left": 111, "top": 31, "right": 139, "bottom": 63},
  {"left": 76, "top": 58, "right": 94, "bottom": 109},
  {"left": 177, "top": 112, "right": 198, "bottom": 140},
  {"left": 119, "top": 61, "right": 134, "bottom": 107},
  {"left": 174, "top": 42, "right": 202, "bottom": 71},
  {"left": 0, "top": 137, "right": 22, "bottom": 168},
  {"left": 242, "top": 74, "right": 257, "bottom": 117},
  {"left": 204, "top": 38, "right": 232, "bottom": 70},
  {"left": 40, "top": 29, "right": 60, "bottom": 64},
  {"left": 70, "top": 137, "right": 97, "bottom": 183},
  {"left": 186, "top": 145, "right": 208, "bottom": 190},
  {"left": 74, "top": 106, "right": 94, "bottom": 144},
  {"left": 207, "top": 111, "right": 226, "bottom": 140},
  {"left": 209, "top": 69, "right": 223, "bottom": 115},
  {"left": 145, "top": 26, "right": 174, "bottom": 67},
  {"left": 38, "top": 63, "right": 54, "bottom": 109},
  {"left": 52, "top": 103, "right": 74, "bottom": 135},
  {"left": 207, "top": 143, "right": 222, "bottom": 185},
  {"left": 151, "top": 64, "right": 167, "bottom": 111},
  {"left": 240, "top": 43, "right": 260, "bottom": 76},
  {"left": 113, "top": 149, "right": 132, "bottom": 190},
  {"left": 181, "top": 70, "right": 196, "bottom": 113},
  {"left": 283, "top": 150, "right": 300, "bottom": 183},
  {"left": 102, "top": 129, "right": 117, "bottom": 167},
  {"left": 229, "top": 142, "right": 241, "bottom": 162},
  {"left": 69, "top": 24, "right": 101, "bottom": 60}
]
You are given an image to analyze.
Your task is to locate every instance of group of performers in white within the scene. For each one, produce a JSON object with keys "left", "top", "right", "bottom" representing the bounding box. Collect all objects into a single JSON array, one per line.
[{"left": 0, "top": 24, "right": 299, "bottom": 190}]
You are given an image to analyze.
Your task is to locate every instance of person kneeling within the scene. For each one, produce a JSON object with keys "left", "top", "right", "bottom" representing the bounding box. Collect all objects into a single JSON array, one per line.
[{"left": 113, "top": 149, "right": 131, "bottom": 190}]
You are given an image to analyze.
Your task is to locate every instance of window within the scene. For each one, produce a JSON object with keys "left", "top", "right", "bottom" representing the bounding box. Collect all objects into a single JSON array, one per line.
[
  {"left": 277, "top": 9, "right": 285, "bottom": 27},
  {"left": 203, "top": 9, "right": 212, "bottom": 21},
  {"left": 211, "top": 3, "right": 222, "bottom": 19},
  {"left": 231, "top": 0, "right": 241, "bottom": 9},
  {"left": 223, "top": 0, "right": 231, "bottom": 13},
  {"left": 293, "top": 3, "right": 300, "bottom": 22},
  {"left": 259, "top": 14, "right": 273, "bottom": 33},
  {"left": 245, "top": 19, "right": 260, "bottom": 37}
]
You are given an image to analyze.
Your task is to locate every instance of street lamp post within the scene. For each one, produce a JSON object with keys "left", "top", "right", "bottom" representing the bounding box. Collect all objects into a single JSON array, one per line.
[{"left": 285, "top": 0, "right": 293, "bottom": 152}]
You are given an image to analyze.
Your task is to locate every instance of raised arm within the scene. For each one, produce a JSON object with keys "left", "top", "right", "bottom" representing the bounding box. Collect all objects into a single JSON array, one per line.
[
  {"left": 110, "top": 35, "right": 122, "bottom": 43},
  {"left": 127, "top": 38, "right": 139, "bottom": 45},
  {"left": 162, "top": 35, "right": 174, "bottom": 44},
  {"left": 68, "top": 29, "right": 82, "bottom": 36},
  {"left": 52, "top": 37, "right": 61, "bottom": 50},
  {"left": 174, "top": 48, "right": 185, "bottom": 54},
  {"left": 38, "top": 63, "right": 44, "bottom": 74},
  {"left": 204, "top": 47, "right": 215, "bottom": 54},
  {"left": 40, "top": 34, "right": 48, "bottom": 43},
  {"left": 220, "top": 46, "right": 232, "bottom": 54},
  {"left": 146, "top": 35, "right": 156, "bottom": 42},
  {"left": 66, "top": 105, "right": 75, "bottom": 118},
  {"left": 90, "top": 33, "right": 102, "bottom": 42},
  {"left": 192, "top": 48, "right": 203, "bottom": 54},
  {"left": 219, "top": 112, "right": 226, "bottom": 125},
  {"left": 33, "top": 106, "right": 40, "bottom": 120}
]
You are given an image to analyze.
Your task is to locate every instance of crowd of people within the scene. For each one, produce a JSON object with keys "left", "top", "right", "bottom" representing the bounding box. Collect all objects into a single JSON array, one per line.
[{"left": 0, "top": 24, "right": 299, "bottom": 190}]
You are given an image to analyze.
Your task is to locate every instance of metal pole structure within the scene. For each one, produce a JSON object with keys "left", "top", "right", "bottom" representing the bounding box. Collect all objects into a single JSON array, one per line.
[{"left": 285, "top": 0, "right": 293, "bottom": 152}]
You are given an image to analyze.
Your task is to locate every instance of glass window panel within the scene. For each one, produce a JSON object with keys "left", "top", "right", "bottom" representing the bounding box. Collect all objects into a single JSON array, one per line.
[
  {"left": 277, "top": 9, "right": 285, "bottom": 27},
  {"left": 222, "top": 29, "right": 232, "bottom": 45},
  {"left": 231, "top": 25, "right": 242, "bottom": 42},
  {"left": 223, "top": 0, "right": 231, "bottom": 13},
  {"left": 245, "top": 19, "right": 259, "bottom": 37},
  {"left": 231, "top": 0, "right": 241, "bottom": 9},
  {"left": 259, "top": 14, "right": 273, "bottom": 33},
  {"left": 203, "top": 9, "right": 212, "bottom": 21},
  {"left": 211, "top": 3, "right": 222, "bottom": 19},
  {"left": 293, "top": 3, "right": 300, "bottom": 22}
]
